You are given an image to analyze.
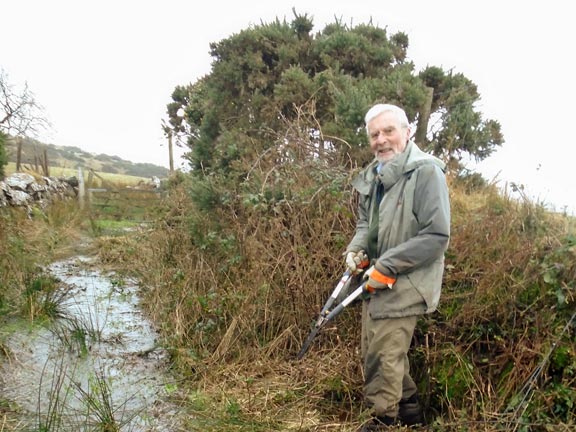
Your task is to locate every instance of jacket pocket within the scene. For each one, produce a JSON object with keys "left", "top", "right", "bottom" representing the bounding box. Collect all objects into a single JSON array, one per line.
[
  {"left": 367, "top": 259, "right": 444, "bottom": 318},
  {"left": 406, "top": 258, "right": 444, "bottom": 313},
  {"left": 367, "top": 274, "right": 426, "bottom": 318}
]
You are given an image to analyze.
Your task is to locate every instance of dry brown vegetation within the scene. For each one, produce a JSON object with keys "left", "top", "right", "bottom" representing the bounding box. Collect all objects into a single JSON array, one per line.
[{"left": 97, "top": 159, "right": 576, "bottom": 431}]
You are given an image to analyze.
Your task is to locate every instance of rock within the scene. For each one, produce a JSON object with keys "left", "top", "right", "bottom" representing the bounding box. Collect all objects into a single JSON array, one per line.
[
  {"left": 6, "top": 173, "right": 36, "bottom": 191},
  {"left": 65, "top": 176, "right": 79, "bottom": 188},
  {"left": 5, "top": 189, "right": 32, "bottom": 206},
  {"left": 0, "top": 173, "right": 77, "bottom": 208}
]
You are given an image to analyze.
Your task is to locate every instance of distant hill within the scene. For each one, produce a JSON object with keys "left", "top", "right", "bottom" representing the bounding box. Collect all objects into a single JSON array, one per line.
[{"left": 5, "top": 136, "right": 170, "bottom": 178}]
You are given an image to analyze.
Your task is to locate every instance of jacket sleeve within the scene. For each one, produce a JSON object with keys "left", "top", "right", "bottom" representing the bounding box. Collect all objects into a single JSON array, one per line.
[{"left": 375, "top": 164, "right": 450, "bottom": 276}]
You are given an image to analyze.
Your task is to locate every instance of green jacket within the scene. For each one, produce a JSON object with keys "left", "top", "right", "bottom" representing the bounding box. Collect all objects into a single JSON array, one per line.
[{"left": 347, "top": 141, "right": 450, "bottom": 317}]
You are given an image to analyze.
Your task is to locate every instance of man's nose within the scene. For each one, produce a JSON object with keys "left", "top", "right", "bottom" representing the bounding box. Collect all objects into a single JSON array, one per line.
[{"left": 374, "top": 131, "right": 386, "bottom": 142}]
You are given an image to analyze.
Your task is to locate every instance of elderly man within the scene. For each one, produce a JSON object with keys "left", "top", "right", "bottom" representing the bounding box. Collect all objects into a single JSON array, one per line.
[{"left": 344, "top": 103, "right": 451, "bottom": 430}]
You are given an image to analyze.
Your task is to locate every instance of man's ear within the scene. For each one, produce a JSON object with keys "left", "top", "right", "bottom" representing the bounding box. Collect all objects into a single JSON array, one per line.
[{"left": 405, "top": 126, "right": 412, "bottom": 142}]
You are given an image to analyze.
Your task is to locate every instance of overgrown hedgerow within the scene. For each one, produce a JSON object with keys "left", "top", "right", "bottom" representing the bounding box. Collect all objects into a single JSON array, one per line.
[{"left": 130, "top": 149, "right": 576, "bottom": 430}]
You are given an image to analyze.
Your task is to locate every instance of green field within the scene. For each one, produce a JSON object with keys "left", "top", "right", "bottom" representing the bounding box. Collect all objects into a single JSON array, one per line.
[{"left": 4, "top": 162, "right": 150, "bottom": 187}]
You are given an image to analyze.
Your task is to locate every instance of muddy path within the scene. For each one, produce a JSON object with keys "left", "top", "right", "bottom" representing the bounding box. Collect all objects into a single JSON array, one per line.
[{"left": 0, "top": 248, "right": 184, "bottom": 431}]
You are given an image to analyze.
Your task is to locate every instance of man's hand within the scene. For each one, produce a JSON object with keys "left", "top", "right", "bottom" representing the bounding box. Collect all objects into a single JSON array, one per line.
[
  {"left": 345, "top": 250, "right": 369, "bottom": 274},
  {"left": 363, "top": 265, "right": 396, "bottom": 293}
]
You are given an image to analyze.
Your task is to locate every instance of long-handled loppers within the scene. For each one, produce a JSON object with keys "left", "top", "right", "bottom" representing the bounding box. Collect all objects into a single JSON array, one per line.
[{"left": 296, "top": 269, "right": 367, "bottom": 360}]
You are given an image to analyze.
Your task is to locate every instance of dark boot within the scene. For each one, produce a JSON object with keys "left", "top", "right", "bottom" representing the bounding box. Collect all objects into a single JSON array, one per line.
[
  {"left": 398, "top": 393, "right": 425, "bottom": 426},
  {"left": 358, "top": 415, "right": 397, "bottom": 431}
]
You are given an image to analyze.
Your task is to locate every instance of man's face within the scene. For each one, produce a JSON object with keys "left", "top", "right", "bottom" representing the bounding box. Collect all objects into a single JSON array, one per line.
[{"left": 367, "top": 111, "right": 410, "bottom": 163}]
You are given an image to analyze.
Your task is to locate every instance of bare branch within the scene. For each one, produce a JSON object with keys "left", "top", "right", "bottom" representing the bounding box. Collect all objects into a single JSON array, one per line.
[{"left": 0, "top": 69, "right": 51, "bottom": 138}]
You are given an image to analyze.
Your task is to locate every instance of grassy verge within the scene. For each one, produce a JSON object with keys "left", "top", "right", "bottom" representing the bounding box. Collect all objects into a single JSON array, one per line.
[{"left": 0, "top": 200, "right": 88, "bottom": 430}]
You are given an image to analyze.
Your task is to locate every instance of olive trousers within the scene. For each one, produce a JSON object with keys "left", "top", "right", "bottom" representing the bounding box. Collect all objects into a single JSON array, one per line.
[{"left": 361, "top": 302, "right": 418, "bottom": 418}]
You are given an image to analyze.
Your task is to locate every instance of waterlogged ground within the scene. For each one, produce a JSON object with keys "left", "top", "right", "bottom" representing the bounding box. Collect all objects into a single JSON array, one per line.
[{"left": 0, "top": 254, "right": 183, "bottom": 431}]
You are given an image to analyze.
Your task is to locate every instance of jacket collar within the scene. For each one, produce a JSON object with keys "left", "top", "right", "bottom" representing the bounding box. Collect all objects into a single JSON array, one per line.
[
  {"left": 352, "top": 141, "right": 445, "bottom": 194},
  {"left": 377, "top": 141, "right": 414, "bottom": 189}
]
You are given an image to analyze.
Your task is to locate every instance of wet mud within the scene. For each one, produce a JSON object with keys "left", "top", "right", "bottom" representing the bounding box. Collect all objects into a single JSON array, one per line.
[{"left": 0, "top": 255, "right": 183, "bottom": 431}]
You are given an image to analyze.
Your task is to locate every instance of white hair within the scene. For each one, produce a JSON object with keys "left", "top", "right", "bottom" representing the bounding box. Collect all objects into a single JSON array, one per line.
[{"left": 364, "top": 103, "right": 409, "bottom": 133}]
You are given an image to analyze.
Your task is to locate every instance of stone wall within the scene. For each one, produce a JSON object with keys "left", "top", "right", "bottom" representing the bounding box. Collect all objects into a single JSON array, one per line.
[{"left": 0, "top": 172, "right": 78, "bottom": 209}]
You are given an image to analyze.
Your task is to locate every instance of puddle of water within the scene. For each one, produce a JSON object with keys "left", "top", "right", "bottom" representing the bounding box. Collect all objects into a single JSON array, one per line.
[{"left": 0, "top": 255, "right": 183, "bottom": 431}]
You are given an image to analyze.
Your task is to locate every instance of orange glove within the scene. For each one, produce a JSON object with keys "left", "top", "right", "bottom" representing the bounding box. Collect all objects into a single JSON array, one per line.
[{"left": 364, "top": 266, "right": 396, "bottom": 293}]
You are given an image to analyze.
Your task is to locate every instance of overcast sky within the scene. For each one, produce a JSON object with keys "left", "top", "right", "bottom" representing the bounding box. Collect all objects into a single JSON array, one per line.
[{"left": 3, "top": 0, "right": 575, "bottom": 213}]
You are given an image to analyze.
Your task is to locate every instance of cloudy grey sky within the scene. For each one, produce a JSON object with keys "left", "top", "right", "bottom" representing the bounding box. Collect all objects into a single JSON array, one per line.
[{"left": 3, "top": 0, "right": 575, "bottom": 213}]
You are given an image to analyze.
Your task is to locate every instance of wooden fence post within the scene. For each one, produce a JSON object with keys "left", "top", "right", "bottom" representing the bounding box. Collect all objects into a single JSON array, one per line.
[{"left": 78, "top": 167, "right": 85, "bottom": 209}]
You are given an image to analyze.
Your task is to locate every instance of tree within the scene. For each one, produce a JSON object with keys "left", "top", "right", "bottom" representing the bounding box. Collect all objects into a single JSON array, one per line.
[
  {"left": 0, "top": 69, "right": 50, "bottom": 177},
  {"left": 0, "top": 69, "right": 49, "bottom": 138},
  {"left": 167, "top": 11, "right": 503, "bottom": 175},
  {"left": 419, "top": 66, "right": 504, "bottom": 169}
]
